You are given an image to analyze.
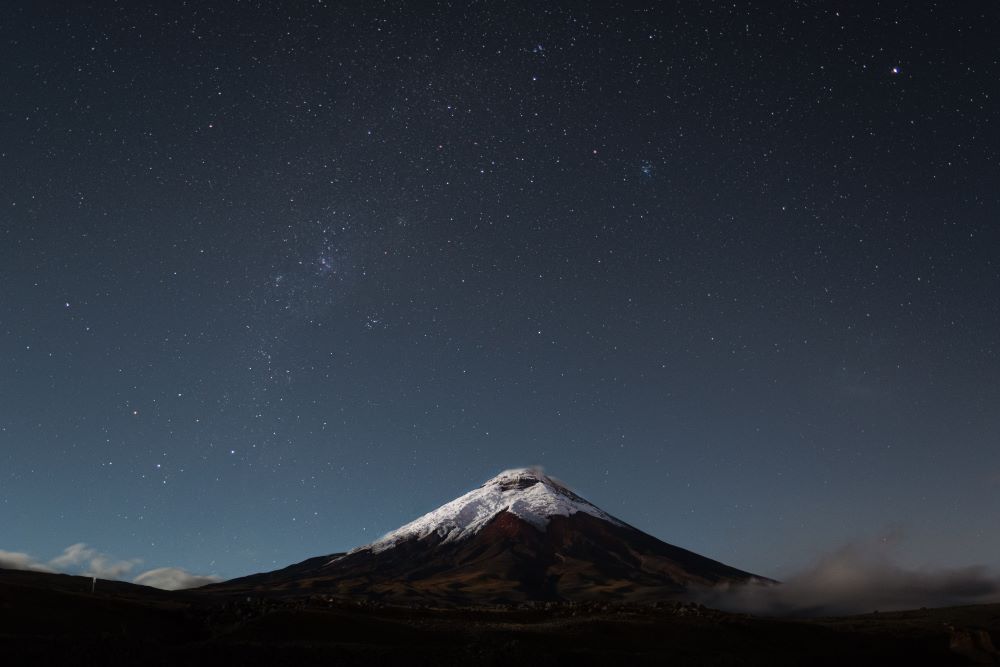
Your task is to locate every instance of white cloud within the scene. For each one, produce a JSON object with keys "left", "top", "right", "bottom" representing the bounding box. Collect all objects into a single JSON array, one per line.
[
  {"left": 133, "top": 567, "right": 221, "bottom": 590},
  {"left": 2, "top": 543, "right": 219, "bottom": 590},
  {"left": 88, "top": 554, "right": 141, "bottom": 579},
  {"left": 48, "top": 542, "right": 93, "bottom": 568},
  {"left": 48, "top": 542, "right": 140, "bottom": 578},
  {"left": 0, "top": 549, "right": 54, "bottom": 573}
]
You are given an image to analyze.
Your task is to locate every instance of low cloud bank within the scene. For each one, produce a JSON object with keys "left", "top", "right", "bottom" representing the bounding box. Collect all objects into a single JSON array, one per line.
[
  {"left": 50, "top": 542, "right": 140, "bottom": 579},
  {"left": 0, "top": 543, "right": 219, "bottom": 590},
  {"left": 133, "top": 567, "right": 221, "bottom": 590},
  {"left": 0, "top": 549, "right": 54, "bottom": 573},
  {"left": 699, "top": 540, "right": 1000, "bottom": 616}
]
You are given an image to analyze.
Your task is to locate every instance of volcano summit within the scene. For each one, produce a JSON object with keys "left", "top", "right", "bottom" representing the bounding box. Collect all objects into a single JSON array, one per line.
[{"left": 211, "top": 468, "right": 767, "bottom": 603}]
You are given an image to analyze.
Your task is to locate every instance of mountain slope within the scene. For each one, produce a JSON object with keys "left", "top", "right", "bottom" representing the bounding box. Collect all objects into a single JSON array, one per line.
[{"left": 210, "top": 468, "right": 768, "bottom": 603}]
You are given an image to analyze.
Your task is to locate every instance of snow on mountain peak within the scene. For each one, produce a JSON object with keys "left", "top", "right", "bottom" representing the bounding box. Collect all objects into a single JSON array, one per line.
[{"left": 355, "top": 468, "right": 623, "bottom": 554}]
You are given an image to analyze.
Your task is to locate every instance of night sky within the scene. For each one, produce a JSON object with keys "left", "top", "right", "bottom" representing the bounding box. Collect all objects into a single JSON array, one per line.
[{"left": 2, "top": 2, "right": 999, "bottom": 583}]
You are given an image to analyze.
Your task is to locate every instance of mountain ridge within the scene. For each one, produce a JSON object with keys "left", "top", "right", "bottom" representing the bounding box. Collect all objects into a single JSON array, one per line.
[{"left": 206, "top": 468, "right": 770, "bottom": 603}]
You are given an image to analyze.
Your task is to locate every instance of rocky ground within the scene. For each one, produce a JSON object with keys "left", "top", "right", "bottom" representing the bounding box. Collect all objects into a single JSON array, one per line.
[{"left": 2, "top": 569, "right": 999, "bottom": 665}]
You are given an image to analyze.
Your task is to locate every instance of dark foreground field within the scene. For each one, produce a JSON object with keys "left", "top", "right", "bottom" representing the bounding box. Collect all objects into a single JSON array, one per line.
[{"left": 2, "top": 569, "right": 999, "bottom": 666}]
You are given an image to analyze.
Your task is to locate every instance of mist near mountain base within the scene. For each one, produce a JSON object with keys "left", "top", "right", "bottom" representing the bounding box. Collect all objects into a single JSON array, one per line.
[{"left": 697, "top": 537, "right": 1000, "bottom": 617}]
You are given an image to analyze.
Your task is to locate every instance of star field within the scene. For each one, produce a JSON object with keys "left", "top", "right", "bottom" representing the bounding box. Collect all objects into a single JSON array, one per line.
[{"left": 1, "top": 2, "right": 999, "bottom": 580}]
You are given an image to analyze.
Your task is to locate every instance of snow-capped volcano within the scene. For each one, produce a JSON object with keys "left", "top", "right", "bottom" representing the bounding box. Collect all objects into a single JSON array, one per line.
[
  {"left": 358, "top": 468, "right": 622, "bottom": 554},
  {"left": 210, "top": 468, "right": 769, "bottom": 603}
]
